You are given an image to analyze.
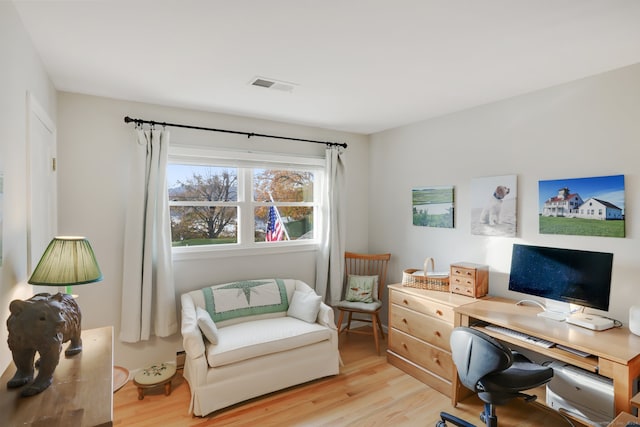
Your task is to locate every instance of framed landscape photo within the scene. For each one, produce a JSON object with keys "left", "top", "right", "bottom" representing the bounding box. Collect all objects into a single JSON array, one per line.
[
  {"left": 471, "top": 174, "right": 517, "bottom": 237},
  {"left": 412, "top": 186, "right": 454, "bottom": 228},
  {"left": 538, "top": 174, "right": 625, "bottom": 237}
]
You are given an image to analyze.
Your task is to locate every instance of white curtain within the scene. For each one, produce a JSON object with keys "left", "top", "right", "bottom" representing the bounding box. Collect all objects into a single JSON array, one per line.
[
  {"left": 120, "top": 128, "right": 178, "bottom": 343},
  {"left": 316, "top": 146, "right": 346, "bottom": 305}
]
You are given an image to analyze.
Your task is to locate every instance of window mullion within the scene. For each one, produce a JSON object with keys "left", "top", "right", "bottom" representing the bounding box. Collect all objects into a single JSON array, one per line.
[{"left": 238, "top": 167, "right": 253, "bottom": 245}]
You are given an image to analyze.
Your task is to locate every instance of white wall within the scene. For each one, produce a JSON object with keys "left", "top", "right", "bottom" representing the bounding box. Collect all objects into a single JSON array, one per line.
[
  {"left": 56, "top": 92, "right": 370, "bottom": 369},
  {"left": 7, "top": 0, "right": 638, "bottom": 371},
  {"left": 369, "top": 63, "right": 640, "bottom": 325},
  {"left": 0, "top": 2, "right": 57, "bottom": 371}
]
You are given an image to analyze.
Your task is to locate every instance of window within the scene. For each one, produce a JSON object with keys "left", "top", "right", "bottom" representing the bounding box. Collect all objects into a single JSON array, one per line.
[{"left": 167, "top": 147, "right": 323, "bottom": 254}]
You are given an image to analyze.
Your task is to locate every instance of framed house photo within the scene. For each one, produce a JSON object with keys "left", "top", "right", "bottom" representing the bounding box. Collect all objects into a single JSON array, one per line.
[
  {"left": 538, "top": 174, "right": 625, "bottom": 237},
  {"left": 412, "top": 186, "right": 454, "bottom": 228},
  {"left": 471, "top": 174, "right": 517, "bottom": 237}
]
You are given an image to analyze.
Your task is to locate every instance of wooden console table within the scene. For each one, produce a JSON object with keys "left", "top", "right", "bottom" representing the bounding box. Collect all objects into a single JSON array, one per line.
[
  {"left": 454, "top": 298, "right": 640, "bottom": 416},
  {"left": 0, "top": 326, "right": 114, "bottom": 426}
]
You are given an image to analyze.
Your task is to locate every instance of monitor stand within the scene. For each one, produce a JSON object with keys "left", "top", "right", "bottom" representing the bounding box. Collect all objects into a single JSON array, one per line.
[{"left": 516, "top": 299, "right": 568, "bottom": 322}]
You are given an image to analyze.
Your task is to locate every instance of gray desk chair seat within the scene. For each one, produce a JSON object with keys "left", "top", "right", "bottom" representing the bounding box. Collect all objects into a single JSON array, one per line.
[{"left": 437, "top": 327, "right": 554, "bottom": 427}]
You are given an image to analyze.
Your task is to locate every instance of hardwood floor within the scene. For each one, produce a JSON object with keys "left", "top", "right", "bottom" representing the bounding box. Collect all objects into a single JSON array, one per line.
[{"left": 114, "top": 328, "right": 576, "bottom": 426}]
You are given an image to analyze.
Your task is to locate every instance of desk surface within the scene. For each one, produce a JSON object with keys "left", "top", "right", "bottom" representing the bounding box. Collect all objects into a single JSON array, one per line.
[
  {"left": 0, "top": 326, "right": 114, "bottom": 427},
  {"left": 456, "top": 296, "right": 640, "bottom": 365}
]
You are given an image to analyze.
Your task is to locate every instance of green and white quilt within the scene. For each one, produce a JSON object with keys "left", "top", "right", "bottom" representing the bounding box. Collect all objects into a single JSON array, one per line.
[{"left": 202, "top": 279, "right": 289, "bottom": 323}]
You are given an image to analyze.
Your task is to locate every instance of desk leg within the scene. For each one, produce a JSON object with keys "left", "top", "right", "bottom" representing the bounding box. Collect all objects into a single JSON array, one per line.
[
  {"left": 451, "top": 313, "right": 470, "bottom": 408},
  {"left": 601, "top": 358, "right": 633, "bottom": 415}
]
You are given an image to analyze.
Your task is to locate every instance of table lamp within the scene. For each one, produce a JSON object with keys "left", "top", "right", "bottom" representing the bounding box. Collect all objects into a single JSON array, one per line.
[
  {"left": 28, "top": 236, "right": 103, "bottom": 294},
  {"left": 5, "top": 236, "right": 103, "bottom": 397}
]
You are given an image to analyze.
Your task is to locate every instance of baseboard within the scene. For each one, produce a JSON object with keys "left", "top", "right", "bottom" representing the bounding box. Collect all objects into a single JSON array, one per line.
[{"left": 176, "top": 351, "right": 186, "bottom": 369}]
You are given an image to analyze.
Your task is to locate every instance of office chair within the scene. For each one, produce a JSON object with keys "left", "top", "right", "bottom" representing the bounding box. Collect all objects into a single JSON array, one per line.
[
  {"left": 437, "top": 327, "right": 554, "bottom": 427},
  {"left": 336, "top": 252, "right": 391, "bottom": 355}
]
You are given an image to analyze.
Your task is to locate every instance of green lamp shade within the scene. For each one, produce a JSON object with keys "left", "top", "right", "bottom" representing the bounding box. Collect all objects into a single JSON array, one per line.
[{"left": 28, "top": 236, "right": 103, "bottom": 286}]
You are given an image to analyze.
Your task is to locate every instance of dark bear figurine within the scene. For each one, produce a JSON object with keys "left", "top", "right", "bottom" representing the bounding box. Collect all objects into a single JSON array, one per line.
[{"left": 6, "top": 292, "right": 82, "bottom": 396}]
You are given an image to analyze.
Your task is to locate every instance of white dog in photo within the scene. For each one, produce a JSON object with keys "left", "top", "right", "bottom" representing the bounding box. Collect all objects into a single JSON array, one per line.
[{"left": 480, "top": 185, "right": 510, "bottom": 225}]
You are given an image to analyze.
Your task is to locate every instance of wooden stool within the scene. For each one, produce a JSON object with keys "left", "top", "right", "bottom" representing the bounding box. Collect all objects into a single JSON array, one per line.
[{"left": 133, "top": 362, "right": 176, "bottom": 400}]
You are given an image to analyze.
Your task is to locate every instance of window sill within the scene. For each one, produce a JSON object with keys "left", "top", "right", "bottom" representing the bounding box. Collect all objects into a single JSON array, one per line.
[{"left": 171, "top": 241, "right": 319, "bottom": 261}]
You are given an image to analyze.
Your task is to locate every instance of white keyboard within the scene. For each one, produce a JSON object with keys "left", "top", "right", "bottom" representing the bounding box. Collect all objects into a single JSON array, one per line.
[{"left": 484, "top": 324, "right": 555, "bottom": 348}]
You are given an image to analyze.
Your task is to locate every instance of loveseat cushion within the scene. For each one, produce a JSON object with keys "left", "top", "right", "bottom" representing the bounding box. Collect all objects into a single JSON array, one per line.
[{"left": 205, "top": 316, "right": 332, "bottom": 368}]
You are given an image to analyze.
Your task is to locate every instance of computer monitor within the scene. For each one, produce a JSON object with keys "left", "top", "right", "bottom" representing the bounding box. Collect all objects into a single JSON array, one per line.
[{"left": 508, "top": 244, "right": 613, "bottom": 316}]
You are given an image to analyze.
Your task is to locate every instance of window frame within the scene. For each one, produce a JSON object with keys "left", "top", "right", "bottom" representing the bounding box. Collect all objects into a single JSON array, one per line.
[{"left": 168, "top": 146, "right": 324, "bottom": 260}]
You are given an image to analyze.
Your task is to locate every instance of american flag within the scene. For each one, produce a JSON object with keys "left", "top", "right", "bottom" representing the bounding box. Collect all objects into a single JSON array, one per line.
[{"left": 266, "top": 206, "right": 284, "bottom": 241}]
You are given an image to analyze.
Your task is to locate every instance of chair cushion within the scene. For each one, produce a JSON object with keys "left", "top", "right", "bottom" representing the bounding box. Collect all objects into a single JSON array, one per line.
[
  {"left": 205, "top": 316, "right": 332, "bottom": 367},
  {"left": 478, "top": 352, "right": 554, "bottom": 404},
  {"left": 287, "top": 290, "right": 322, "bottom": 323},
  {"left": 345, "top": 275, "right": 378, "bottom": 303},
  {"left": 336, "top": 299, "right": 382, "bottom": 312}
]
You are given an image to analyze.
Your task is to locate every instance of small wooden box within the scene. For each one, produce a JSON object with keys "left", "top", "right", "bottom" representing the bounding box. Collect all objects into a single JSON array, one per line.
[{"left": 449, "top": 262, "right": 488, "bottom": 298}]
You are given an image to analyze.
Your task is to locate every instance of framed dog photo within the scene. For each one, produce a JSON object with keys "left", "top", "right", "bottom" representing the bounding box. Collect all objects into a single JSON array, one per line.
[{"left": 471, "top": 174, "right": 517, "bottom": 237}]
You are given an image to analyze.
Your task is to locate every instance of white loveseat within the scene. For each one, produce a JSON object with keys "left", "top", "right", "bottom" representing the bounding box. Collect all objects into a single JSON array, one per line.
[{"left": 180, "top": 278, "right": 340, "bottom": 416}]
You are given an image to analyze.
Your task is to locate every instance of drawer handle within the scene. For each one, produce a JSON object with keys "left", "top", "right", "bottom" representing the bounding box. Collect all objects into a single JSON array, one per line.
[
  {"left": 466, "top": 271, "right": 472, "bottom": 276},
  {"left": 403, "top": 299, "right": 409, "bottom": 305},
  {"left": 435, "top": 309, "right": 443, "bottom": 316},
  {"left": 435, "top": 331, "right": 441, "bottom": 337},
  {"left": 402, "top": 318, "right": 408, "bottom": 324},
  {"left": 402, "top": 343, "right": 408, "bottom": 349},
  {"left": 433, "top": 357, "right": 440, "bottom": 365},
  {"left": 454, "top": 269, "right": 461, "bottom": 274}
]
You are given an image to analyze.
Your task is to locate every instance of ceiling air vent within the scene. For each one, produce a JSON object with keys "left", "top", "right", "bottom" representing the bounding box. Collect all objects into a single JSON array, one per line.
[{"left": 249, "top": 76, "right": 297, "bottom": 93}]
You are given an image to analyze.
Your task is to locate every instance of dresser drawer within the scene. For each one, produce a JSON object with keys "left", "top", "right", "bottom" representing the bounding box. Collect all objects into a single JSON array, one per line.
[
  {"left": 390, "top": 289, "right": 454, "bottom": 323},
  {"left": 450, "top": 283, "right": 475, "bottom": 297},
  {"left": 389, "top": 329, "right": 453, "bottom": 381},
  {"left": 391, "top": 305, "right": 452, "bottom": 350},
  {"left": 450, "top": 275, "right": 474, "bottom": 287},
  {"left": 450, "top": 265, "right": 476, "bottom": 281}
]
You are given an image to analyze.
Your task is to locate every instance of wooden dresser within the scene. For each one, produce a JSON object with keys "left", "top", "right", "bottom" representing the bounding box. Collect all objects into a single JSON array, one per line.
[{"left": 387, "top": 284, "right": 478, "bottom": 397}]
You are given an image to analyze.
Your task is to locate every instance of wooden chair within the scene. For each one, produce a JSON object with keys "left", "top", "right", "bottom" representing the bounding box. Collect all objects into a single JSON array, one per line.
[{"left": 336, "top": 252, "right": 391, "bottom": 354}]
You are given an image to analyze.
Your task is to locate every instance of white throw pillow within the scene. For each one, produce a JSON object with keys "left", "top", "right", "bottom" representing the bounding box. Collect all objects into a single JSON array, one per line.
[
  {"left": 196, "top": 307, "right": 219, "bottom": 344},
  {"left": 287, "top": 290, "right": 322, "bottom": 323}
]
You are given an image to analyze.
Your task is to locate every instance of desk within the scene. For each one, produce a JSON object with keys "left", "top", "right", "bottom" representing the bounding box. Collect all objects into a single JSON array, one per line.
[
  {"left": 0, "top": 326, "right": 114, "bottom": 426},
  {"left": 454, "top": 297, "right": 640, "bottom": 415},
  {"left": 608, "top": 411, "right": 640, "bottom": 426}
]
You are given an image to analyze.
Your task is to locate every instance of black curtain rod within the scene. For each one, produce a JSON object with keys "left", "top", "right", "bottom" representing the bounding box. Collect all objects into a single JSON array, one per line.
[{"left": 123, "top": 116, "right": 347, "bottom": 148}]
